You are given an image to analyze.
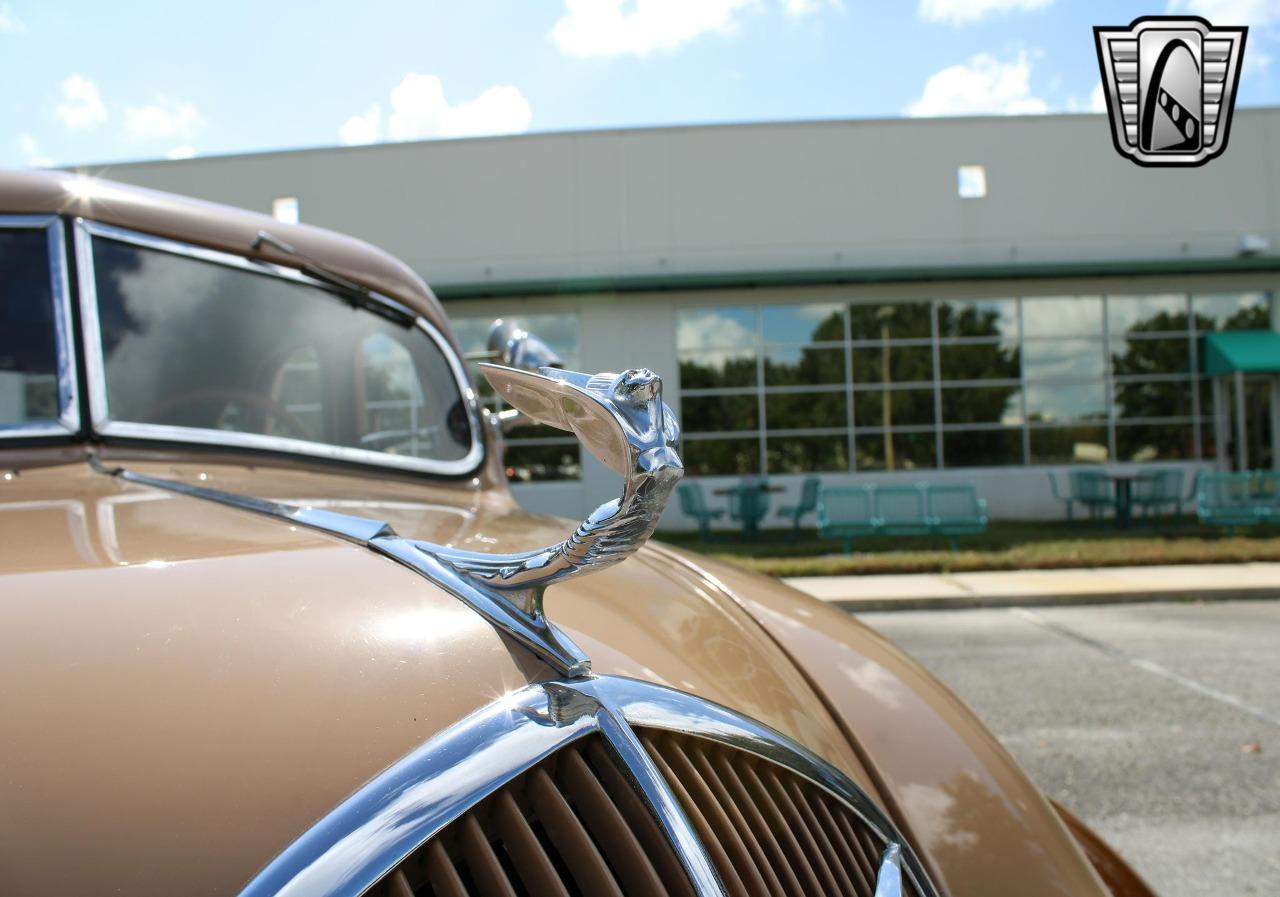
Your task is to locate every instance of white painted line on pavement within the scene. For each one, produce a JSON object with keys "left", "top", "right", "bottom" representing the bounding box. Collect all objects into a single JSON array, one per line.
[{"left": 1010, "top": 607, "right": 1280, "bottom": 730}]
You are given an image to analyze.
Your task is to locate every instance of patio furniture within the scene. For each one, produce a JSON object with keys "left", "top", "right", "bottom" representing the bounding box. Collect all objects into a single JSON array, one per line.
[
  {"left": 1047, "top": 472, "right": 1078, "bottom": 520},
  {"left": 874, "top": 485, "right": 932, "bottom": 536},
  {"left": 817, "top": 485, "right": 877, "bottom": 554},
  {"left": 777, "top": 476, "right": 821, "bottom": 539},
  {"left": 723, "top": 478, "right": 774, "bottom": 541},
  {"left": 1130, "top": 468, "right": 1186, "bottom": 520},
  {"left": 677, "top": 483, "right": 724, "bottom": 538},
  {"left": 1071, "top": 470, "right": 1120, "bottom": 522},
  {"left": 925, "top": 483, "right": 988, "bottom": 549},
  {"left": 1198, "top": 471, "right": 1273, "bottom": 528}
]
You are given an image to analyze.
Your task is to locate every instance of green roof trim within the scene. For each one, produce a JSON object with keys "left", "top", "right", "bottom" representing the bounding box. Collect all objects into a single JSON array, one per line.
[
  {"left": 1203, "top": 330, "right": 1280, "bottom": 376},
  {"left": 433, "top": 255, "right": 1280, "bottom": 300}
]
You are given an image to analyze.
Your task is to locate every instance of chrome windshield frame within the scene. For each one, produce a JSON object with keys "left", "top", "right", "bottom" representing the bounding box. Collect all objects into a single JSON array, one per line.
[
  {"left": 0, "top": 214, "right": 80, "bottom": 440},
  {"left": 72, "top": 219, "right": 485, "bottom": 477},
  {"left": 237, "top": 675, "right": 938, "bottom": 897}
]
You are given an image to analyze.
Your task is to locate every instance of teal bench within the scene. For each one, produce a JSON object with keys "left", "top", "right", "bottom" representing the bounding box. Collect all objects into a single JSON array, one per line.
[
  {"left": 1197, "top": 471, "right": 1276, "bottom": 528},
  {"left": 926, "top": 483, "right": 989, "bottom": 549},
  {"left": 816, "top": 485, "right": 877, "bottom": 554},
  {"left": 818, "top": 482, "right": 988, "bottom": 553}
]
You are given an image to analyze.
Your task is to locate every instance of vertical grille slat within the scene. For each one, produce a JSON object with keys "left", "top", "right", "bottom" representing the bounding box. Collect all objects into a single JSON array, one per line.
[
  {"left": 686, "top": 741, "right": 788, "bottom": 897},
  {"left": 735, "top": 758, "right": 827, "bottom": 897},
  {"left": 708, "top": 750, "right": 809, "bottom": 897},
  {"left": 460, "top": 814, "right": 519, "bottom": 897},
  {"left": 810, "top": 793, "right": 876, "bottom": 894},
  {"left": 528, "top": 765, "right": 627, "bottom": 897},
  {"left": 560, "top": 746, "right": 669, "bottom": 897},
  {"left": 642, "top": 734, "right": 754, "bottom": 897},
  {"left": 366, "top": 730, "right": 914, "bottom": 897},
  {"left": 387, "top": 869, "right": 415, "bottom": 897},
  {"left": 759, "top": 765, "right": 845, "bottom": 897},
  {"left": 491, "top": 790, "right": 571, "bottom": 897},
  {"left": 423, "top": 839, "right": 470, "bottom": 897},
  {"left": 786, "top": 778, "right": 859, "bottom": 897},
  {"left": 584, "top": 740, "right": 699, "bottom": 897},
  {"left": 659, "top": 737, "right": 774, "bottom": 897}
]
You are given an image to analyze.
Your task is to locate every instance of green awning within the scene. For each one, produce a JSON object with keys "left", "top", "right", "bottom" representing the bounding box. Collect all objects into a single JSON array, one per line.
[{"left": 1202, "top": 330, "right": 1280, "bottom": 376}]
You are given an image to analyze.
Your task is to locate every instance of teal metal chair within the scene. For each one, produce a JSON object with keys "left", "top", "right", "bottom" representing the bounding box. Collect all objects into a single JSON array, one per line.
[
  {"left": 925, "top": 483, "right": 988, "bottom": 549},
  {"left": 1070, "top": 470, "right": 1117, "bottom": 520},
  {"left": 1131, "top": 469, "right": 1186, "bottom": 520},
  {"left": 728, "top": 478, "right": 772, "bottom": 541},
  {"left": 874, "top": 484, "right": 931, "bottom": 536},
  {"left": 817, "top": 485, "right": 877, "bottom": 554},
  {"left": 677, "top": 483, "right": 723, "bottom": 539},
  {"left": 1047, "top": 472, "right": 1078, "bottom": 520},
  {"left": 777, "top": 476, "right": 822, "bottom": 540}
]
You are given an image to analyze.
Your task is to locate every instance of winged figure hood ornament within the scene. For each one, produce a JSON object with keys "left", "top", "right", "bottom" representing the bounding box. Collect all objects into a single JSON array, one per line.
[{"left": 430, "top": 364, "right": 683, "bottom": 610}]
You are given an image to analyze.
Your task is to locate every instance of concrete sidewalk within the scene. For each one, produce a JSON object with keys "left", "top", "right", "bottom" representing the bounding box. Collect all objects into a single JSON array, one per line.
[{"left": 784, "top": 562, "right": 1280, "bottom": 611}]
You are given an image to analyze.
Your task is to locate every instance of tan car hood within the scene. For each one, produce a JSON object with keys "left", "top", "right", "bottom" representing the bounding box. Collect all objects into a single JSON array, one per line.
[{"left": 0, "top": 459, "right": 874, "bottom": 896}]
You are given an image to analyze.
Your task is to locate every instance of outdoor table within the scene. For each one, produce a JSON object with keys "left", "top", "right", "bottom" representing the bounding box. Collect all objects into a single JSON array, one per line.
[
  {"left": 1107, "top": 471, "right": 1153, "bottom": 528},
  {"left": 713, "top": 482, "right": 784, "bottom": 541}
]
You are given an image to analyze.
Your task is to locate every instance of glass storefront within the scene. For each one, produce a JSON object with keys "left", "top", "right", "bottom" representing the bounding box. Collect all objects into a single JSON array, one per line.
[{"left": 678, "top": 291, "right": 1271, "bottom": 474}]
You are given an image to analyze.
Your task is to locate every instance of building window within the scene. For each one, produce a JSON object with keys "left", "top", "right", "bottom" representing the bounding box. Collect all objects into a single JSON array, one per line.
[
  {"left": 271, "top": 196, "right": 300, "bottom": 224},
  {"left": 676, "top": 290, "right": 1271, "bottom": 475},
  {"left": 450, "top": 312, "right": 583, "bottom": 481},
  {"left": 957, "top": 164, "right": 987, "bottom": 198}
]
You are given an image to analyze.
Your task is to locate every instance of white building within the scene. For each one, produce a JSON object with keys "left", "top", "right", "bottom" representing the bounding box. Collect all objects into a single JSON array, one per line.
[{"left": 91, "top": 110, "right": 1280, "bottom": 525}]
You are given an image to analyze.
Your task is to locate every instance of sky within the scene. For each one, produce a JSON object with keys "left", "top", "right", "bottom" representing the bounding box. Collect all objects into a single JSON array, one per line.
[{"left": 1, "top": 0, "right": 1277, "bottom": 170}]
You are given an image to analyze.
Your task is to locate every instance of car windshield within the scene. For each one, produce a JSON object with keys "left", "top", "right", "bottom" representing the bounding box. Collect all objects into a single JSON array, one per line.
[{"left": 86, "top": 234, "right": 476, "bottom": 471}]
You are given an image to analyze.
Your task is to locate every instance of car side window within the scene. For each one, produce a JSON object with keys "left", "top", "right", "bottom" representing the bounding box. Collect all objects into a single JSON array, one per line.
[{"left": 0, "top": 227, "right": 60, "bottom": 428}]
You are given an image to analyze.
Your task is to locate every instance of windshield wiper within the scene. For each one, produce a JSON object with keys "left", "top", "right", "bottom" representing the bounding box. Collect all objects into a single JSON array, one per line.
[{"left": 251, "top": 230, "right": 372, "bottom": 306}]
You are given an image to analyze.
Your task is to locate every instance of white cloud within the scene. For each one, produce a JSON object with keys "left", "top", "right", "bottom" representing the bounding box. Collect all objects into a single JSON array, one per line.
[
  {"left": 907, "top": 50, "right": 1048, "bottom": 116},
  {"left": 56, "top": 74, "right": 107, "bottom": 130},
  {"left": 0, "top": 3, "right": 25, "bottom": 33},
  {"left": 165, "top": 145, "right": 196, "bottom": 160},
  {"left": 123, "top": 98, "right": 203, "bottom": 141},
  {"left": 339, "top": 104, "right": 382, "bottom": 145},
  {"left": 919, "top": 0, "right": 1052, "bottom": 26},
  {"left": 18, "top": 134, "right": 52, "bottom": 168},
  {"left": 339, "top": 74, "right": 532, "bottom": 144},
  {"left": 550, "top": 0, "right": 755, "bottom": 58},
  {"left": 1166, "top": 0, "right": 1279, "bottom": 28},
  {"left": 782, "top": 0, "right": 841, "bottom": 15}
]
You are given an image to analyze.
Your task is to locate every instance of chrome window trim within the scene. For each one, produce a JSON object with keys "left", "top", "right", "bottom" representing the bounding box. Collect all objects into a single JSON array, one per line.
[
  {"left": 73, "top": 219, "right": 484, "bottom": 477},
  {"left": 236, "top": 675, "right": 938, "bottom": 897},
  {"left": 0, "top": 215, "right": 80, "bottom": 439}
]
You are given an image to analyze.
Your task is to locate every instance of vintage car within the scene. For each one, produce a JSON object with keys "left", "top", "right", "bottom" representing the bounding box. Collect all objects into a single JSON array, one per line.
[{"left": 0, "top": 169, "right": 1155, "bottom": 897}]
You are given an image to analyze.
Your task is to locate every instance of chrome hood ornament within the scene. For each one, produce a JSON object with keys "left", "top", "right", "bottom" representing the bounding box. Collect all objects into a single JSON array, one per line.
[
  {"left": 89, "top": 363, "right": 683, "bottom": 679},
  {"left": 431, "top": 364, "right": 683, "bottom": 610}
]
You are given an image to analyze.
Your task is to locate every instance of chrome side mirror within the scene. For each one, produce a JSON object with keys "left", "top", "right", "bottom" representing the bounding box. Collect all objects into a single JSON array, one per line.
[
  {"left": 469, "top": 319, "right": 565, "bottom": 433},
  {"left": 486, "top": 319, "right": 563, "bottom": 372}
]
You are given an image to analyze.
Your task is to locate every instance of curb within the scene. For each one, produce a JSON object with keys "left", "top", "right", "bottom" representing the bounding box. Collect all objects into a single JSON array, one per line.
[{"left": 819, "top": 587, "right": 1280, "bottom": 613}]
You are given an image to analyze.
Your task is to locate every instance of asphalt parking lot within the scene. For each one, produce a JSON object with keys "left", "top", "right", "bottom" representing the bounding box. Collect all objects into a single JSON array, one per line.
[{"left": 862, "top": 600, "right": 1280, "bottom": 897}]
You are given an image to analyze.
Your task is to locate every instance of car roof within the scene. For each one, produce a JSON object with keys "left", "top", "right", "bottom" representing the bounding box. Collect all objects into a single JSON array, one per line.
[{"left": 0, "top": 168, "right": 453, "bottom": 338}]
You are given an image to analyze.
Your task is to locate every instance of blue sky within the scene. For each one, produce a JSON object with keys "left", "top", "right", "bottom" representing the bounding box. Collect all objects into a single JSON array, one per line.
[{"left": 2, "top": 0, "right": 1276, "bottom": 169}]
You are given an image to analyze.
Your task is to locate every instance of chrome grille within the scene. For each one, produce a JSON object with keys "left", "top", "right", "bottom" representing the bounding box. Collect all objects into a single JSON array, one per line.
[
  {"left": 365, "top": 735, "right": 695, "bottom": 897},
  {"left": 366, "top": 730, "right": 909, "bottom": 897},
  {"left": 239, "top": 677, "right": 935, "bottom": 897},
  {"left": 642, "top": 730, "right": 913, "bottom": 897}
]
